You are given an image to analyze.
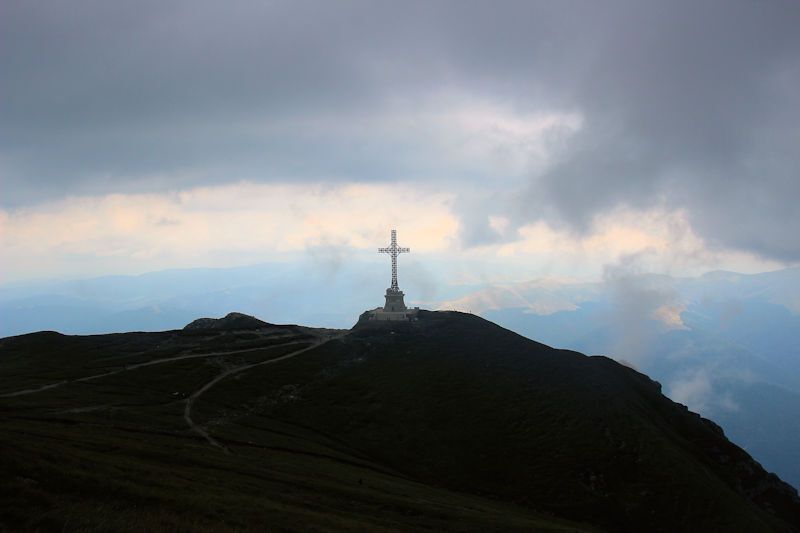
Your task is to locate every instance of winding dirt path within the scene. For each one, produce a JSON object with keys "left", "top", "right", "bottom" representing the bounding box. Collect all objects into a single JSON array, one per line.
[
  {"left": 0, "top": 341, "right": 309, "bottom": 398},
  {"left": 182, "top": 339, "right": 335, "bottom": 452},
  {"left": 2, "top": 330, "right": 346, "bottom": 454}
]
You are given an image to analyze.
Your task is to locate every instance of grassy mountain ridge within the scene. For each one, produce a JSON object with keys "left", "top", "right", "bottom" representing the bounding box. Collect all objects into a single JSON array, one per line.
[{"left": 1, "top": 311, "right": 798, "bottom": 531}]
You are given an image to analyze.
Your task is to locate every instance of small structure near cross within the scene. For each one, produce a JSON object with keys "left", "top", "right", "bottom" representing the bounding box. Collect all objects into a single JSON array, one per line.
[{"left": 366, "top": 229, "right": 419, "bottom": 321}]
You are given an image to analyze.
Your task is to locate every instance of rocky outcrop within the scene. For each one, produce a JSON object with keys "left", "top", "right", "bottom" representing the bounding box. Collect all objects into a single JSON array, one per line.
[{"left": 183, "top": 312, "right": 271, "bottom": 331}]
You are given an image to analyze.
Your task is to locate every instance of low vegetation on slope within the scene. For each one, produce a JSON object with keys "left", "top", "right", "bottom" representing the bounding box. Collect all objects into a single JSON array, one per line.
[
  {"left": 1, "top": 311, "right": 798, "bottom": 532},
  {"left": 0, "top": 314, "right": 590, "bottom": 532}
]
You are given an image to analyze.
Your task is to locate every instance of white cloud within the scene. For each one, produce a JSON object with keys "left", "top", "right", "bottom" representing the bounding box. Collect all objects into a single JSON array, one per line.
[
  {"left": 669, "top": 368, "right": 714, "bottom": 412},
  {"left": 0, "top": 182, "right": 458, "bottom": 283},
  {"left": 0, "top": 182, "right": 784, "bottom": 286}
]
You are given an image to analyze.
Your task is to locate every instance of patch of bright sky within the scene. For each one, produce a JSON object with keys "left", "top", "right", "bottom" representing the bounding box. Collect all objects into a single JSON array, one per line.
[{"left": 0, "top": 180, "right": 782, "bottom": 286}]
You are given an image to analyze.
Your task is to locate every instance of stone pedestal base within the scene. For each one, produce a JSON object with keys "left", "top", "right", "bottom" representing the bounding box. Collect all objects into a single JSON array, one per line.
[
  {"left": 362, "top": 289, "right": 419, "bottom": 322},
  {"left": 384, "top": 289, "right": 407, "bottom": 312}
]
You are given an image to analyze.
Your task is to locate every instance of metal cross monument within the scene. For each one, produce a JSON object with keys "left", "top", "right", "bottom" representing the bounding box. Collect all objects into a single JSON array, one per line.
[{"left": 378, "top": 229, "right": 410, "bottom": 293}]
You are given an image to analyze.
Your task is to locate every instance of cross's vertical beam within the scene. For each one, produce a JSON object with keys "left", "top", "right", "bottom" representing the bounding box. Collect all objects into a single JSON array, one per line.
[
  {"left": 390, "top": 230, "right": 398, "bottom": 291},
  {"left": 378, "top": 229, "right": 410, "bottom": 293}
]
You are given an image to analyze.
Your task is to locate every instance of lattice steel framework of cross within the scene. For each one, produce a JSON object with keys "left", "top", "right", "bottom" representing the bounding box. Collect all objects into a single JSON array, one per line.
[{"left": 378, "top": 229, "right": 410, "bottom": 293}]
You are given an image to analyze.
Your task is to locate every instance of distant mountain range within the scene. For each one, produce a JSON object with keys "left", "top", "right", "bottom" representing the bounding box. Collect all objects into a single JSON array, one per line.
[
  {"left": 0, "top": 262, "right": 384, "bottom": 335},
  {"left": 1, "top": 311, "right": 798, "bottom": 531},
  {"left": 0, "top": 260, "right": 470, "bottom": 335}
]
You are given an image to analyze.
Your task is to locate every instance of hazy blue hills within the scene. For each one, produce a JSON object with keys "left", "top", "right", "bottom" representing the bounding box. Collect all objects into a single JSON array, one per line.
[
  {"left": 1, "top": 311, "right": 799, "bottom": 531},
  {"left": 0, "top": 261, "right": 458, "bottom": 336}
]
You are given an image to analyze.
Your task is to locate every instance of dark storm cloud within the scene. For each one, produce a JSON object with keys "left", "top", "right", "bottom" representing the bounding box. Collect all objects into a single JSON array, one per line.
[
  {"left": 0, "top": 0, "right": 398, "bottom": 200},
  {"left": 521, "top": 1, "right": 800, "bottom": 261},
  {"left": 2, "top": 0, "right": 799, "bottom": 260}
]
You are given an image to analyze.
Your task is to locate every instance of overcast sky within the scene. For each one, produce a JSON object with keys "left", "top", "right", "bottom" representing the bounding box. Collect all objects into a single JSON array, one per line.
[{"left": 2, "top": 0, "right": 799, "bottom": 283}]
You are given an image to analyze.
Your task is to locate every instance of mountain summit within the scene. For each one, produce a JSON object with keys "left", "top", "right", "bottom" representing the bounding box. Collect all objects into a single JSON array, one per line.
[
  {"left": 1, "top": 311, "right": 798, "bottom": 531},
  {"left": 183, "top": 311, "right": 273, "bottom": 331}
]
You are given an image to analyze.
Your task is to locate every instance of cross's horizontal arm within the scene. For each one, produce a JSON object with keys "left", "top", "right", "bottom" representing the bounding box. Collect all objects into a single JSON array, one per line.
[{"left": 377, "top": 247, "right": 410, "bottom": 253}]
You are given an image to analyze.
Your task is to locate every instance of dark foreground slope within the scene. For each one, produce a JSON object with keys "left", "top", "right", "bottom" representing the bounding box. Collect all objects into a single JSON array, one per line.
[
  {"left": 0, "top": 314, "right": 591, "bottom": 532},
  {"left": 1, "top": 311, "right": 798, "bottom": 532}
]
